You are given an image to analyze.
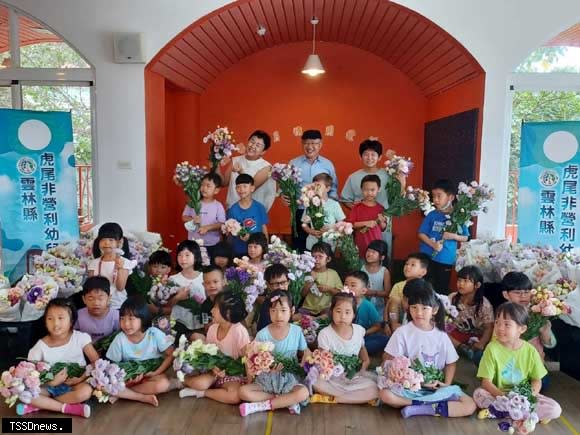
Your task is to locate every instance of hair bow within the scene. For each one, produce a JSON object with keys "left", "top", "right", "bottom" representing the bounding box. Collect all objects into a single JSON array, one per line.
[{"left": 341, "top": 286, "right": 355, "bottom": 296}]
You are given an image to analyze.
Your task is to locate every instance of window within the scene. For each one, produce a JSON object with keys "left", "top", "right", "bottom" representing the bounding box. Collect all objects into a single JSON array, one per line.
[
  {"left": 0, "top": 84, "right": 10, "bottom": 107},
  {"left": 515, "top": 46, "right": 580, "bottom": 73},
  {"left": 18, "top": 15, "right": 90, "bottom": 68}
]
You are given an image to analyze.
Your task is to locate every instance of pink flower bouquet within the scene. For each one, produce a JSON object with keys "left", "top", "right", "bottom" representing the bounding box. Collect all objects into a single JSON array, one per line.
[
  {"left": 303, "top": 349, "right": 343, "bottom": 388},
  {"left": 376, "top": 356, "right": 423, "bottom": 393},
  {"left": 243, "top": 341, "right": 276, "bottom": 377},
  {"left": 522, "top": 286, "right": 571, "bottom": 340},
  {"left": 271, "top": 163, "right": 302, "bottom": 236},
  {"left": 0, "top": 361, "right": 47, "bottom": 407},
  {"left": 221, "top": 218, "right": 249, "bottom": 238},
  {"left": 300, "top": 183, "right": 327, "bottom": 231}
]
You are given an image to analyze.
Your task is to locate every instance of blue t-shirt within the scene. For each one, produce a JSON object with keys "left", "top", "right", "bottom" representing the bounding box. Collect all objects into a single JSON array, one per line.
[
  {"left": 418, "top": 210, "right": 468, "bottom": 265},
  {"left": 355, "top": 298, "right": 381, "bottom": 330},
  {"left": 226, "top": 200, "right": 269, "bottom": 255},
  {"left": 255, "top": 323, "right": 307, "bottom": 359},
  {"left": 106, "top": 327, "right": 174, "bottom": 362}
]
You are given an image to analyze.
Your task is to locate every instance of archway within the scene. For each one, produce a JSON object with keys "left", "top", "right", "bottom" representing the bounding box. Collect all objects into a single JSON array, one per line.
[{"left": 145, "top": 0, "right": 485, "bottom": 258}]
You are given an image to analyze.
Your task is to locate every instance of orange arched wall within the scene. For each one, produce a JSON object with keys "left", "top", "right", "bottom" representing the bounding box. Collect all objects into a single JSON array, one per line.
[{"left": 145, "top": 41, "right": 485, "bottom": 259}]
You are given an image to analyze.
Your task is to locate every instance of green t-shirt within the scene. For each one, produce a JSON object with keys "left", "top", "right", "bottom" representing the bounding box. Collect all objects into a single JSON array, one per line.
[
  {"left": 477, "top": 339, "right": 547, "bottom": 392},
  {"left": 302, "top": 269, "right": 343, "bottom": 315}
]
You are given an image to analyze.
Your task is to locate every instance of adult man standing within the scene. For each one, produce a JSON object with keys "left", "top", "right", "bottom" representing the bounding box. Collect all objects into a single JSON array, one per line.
[{"left": 288, "top": 129, "right": 338, "bottom": 252}]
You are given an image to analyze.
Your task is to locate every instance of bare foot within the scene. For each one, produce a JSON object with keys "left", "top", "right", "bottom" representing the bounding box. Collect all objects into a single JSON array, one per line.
[{"left": 143, "top": 394, "right": 159, "bottom": 407}]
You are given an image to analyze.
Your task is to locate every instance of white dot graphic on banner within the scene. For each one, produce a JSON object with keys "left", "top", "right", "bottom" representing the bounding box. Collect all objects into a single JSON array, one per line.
[
  {"left": 18, "top": 119, "right": 52, "bottom": 151},
  {"left": 543, "top": 130, "right": 578, "bottom": 163}
]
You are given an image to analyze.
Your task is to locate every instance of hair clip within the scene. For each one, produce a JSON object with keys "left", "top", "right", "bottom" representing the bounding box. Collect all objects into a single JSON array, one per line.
[
  {"left": 341, "top": 286, "right": 355, "bottom": 296},
  {"left": 270, "top": 295, "right": 281, "bottom": 303}
]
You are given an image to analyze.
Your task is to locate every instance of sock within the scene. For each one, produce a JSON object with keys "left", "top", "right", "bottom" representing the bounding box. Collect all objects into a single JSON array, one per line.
[
  {"left": 310, "top": 394, "right": 337, "bottom": 404},
  {"left": 61, "top": 403, "right": 91, "bottom": 418},
  {"left": 168, "top": 378, "right": 183, "bottom": 391},
  {"left": 179, "top": 388, "right": 205, "bottom": 399},
  {"left": 401, "top": 401, "right": 448, "bottom": 419},
  {"left": 16, "top": 404, "right": 40, "bottom": 415},
  {"left": 239, "top": 400, "right": 272, "bottom": 417},
  {"left": 288, "top": 403, "right": 301, "bottom": 415}
]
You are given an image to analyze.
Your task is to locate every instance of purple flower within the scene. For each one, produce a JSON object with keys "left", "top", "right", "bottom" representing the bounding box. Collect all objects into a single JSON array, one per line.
[{"left": 26, "top": 287, "right": 43, "bottom": 304}]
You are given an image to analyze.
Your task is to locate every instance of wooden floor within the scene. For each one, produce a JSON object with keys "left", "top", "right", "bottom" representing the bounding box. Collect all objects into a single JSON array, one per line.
[{"left": 2, "top": 360, "right": 579, "bottom": 435}]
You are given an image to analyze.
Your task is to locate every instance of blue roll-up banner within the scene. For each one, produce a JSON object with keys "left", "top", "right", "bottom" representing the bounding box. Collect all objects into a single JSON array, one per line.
[
  {"left": 0, "top": 109, "right": 79, "bottom": 281},
  {"left": 518, "top": 121, "right": 580, "bottom": 250}
]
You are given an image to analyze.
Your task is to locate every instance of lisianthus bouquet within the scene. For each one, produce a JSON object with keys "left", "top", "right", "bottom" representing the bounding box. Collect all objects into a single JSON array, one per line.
[
  {"left": 0, "top": 286, "right": 24, "bottom": 322},
  {"left": 443, "top": 181, "right": 494, "bottom": 234},
  {"left": 225, "top": 258, "right": 267, "bottom": 312},
  {"left": 376, "top": 356, "right": 423, "bottom": 393},
  {"left": 322, "top": 221, "right": 361, "bottom": 271},
  {"left": 94, "top": 332, "right": 120, "bottom": 355},
  {"left": 300, "top": 183, "right": 326, "bottom": 232},
  {"left": 243, "top": 340, "right": 276, "bottom": 377},
  {"left": 481, "top": 381, "right": 539, "bottom": 435},
  {"left": 297, "top": 314, "right": 330, "bottom": 344},
  {"left": 264, "top": 236, "right": 315, "bottom": 306},
  {"left": 0, "top": 361, "right": 47, "bottom": 407},
  {"left": 128, "top": 236, "right": 164, "bottom": 271},
  {"left": 204, "top": 126, "right": 238, "bottom": 171},
  {"left": 303, "top": 349, "right": 343, "bottom": 388},
  {"left": 271, "top": 163, "right": 302, "bottom": 235},
  {"left": 172, "top": 336, "right": 245, "bottom": 382},
  {"left": 18, "top": 274, "right": 58, "bottom": 321},
  {"left": 522, "top": 286, "right": 571, "bottom": 340},
  {"left": 382, "top": 151, "right": 421, "bottom": 217},
  {"left": 411, "top": 359, "right": 444, "bottom": 385},
  {"left": 221, "top": 218, "right": 249, "bottom": 239},
  {"left": 148, "top": 275, "right": 180, "bottom": 305},
  {"left": 332, "top": 354, "right": 362, "bottom": 379},
  {"left": 85, "top": 359, "right": 126, "bottom": 403},
  {"left": 118, "top": 358, "right": 164, "bottom": 382},
  {"left": 33, "top": 244, "right": 86, "bottom": 297},
  {"left": 152, "top": 316, "right": 176, "bottom": 337},
  {"left": 38, "top": 362, "right": 85, "bottom": 384},
  {"left": 173, "top": 162, "right": 208, "bottom": 215}
]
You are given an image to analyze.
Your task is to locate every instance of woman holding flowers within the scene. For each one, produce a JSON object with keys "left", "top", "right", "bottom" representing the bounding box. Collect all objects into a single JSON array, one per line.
[
  {"left": 179, "top": 292, "right": 250, "bottom": 404},
  {"left": 310, "top": 291, "right": 378, "bottom": 404},
  {"left": 20, "top": 298, "right": 98, "bottom": 418},
  {"left": 239, "top": 291, "right": 310, "bottom": 416},
  {"left": 219, "top": 130, "right": 277, "bottom": 212}
]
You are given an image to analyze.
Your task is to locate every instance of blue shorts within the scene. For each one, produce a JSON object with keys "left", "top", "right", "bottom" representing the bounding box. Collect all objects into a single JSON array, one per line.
[{"left": 47, "top": 384, "right": 73, "bottom": 398}]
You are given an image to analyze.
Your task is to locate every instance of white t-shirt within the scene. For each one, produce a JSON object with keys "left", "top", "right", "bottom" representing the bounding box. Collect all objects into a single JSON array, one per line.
[
  {"left": 384, "top": 322, "right": 458, "bottom": 370},
  {"left": 28, "top": 330, "right": 91, "bottom": 366},
  {"left": 226, "top": 156, "right": 276, "bottom": 211},
  {"left": 170, "top": 272, "right": 206, "bottom": 330},
  {"left": 317, "top": 324, "right": 365, "bottom": 356},
  {"left": 87, "top": 257, "right": 137, "bottom": 310}
]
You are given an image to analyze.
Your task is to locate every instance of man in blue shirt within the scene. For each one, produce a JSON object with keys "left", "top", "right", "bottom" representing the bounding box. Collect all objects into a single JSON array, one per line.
[{"left": 288, "top": 130, "right": 338, "bottom": 252}]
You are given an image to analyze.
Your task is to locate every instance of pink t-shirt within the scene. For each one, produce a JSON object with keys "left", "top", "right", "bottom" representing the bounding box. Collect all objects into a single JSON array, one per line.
[
  {"left": 206, "top": 323, "right": 250, "bottom": 359},
  {"left": 347, "top": 202, "right": 384, "bottom": 257}
]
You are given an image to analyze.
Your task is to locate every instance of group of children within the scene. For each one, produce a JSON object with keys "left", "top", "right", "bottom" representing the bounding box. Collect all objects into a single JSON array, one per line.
[{"left": 11, "top": 132, "right": 562, "bottom": 426}]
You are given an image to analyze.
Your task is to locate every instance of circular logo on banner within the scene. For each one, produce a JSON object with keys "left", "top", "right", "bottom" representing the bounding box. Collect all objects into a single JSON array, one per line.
[
  {"left": 17, "top": 157, "right": 37, "bottom": 175},
  {"left": 538, "top": 169, "right": 559, "bottom": 187}
]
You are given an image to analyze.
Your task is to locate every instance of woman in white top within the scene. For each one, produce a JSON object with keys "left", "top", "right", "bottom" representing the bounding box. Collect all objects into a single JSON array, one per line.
[{"left": 219, "top": 130, "right": 276, "bottom": 211}]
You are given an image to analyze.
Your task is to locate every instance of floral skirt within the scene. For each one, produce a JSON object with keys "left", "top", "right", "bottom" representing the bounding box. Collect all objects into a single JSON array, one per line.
[{"left": 256, "top": 372, "right": 309, "bottom": 407}]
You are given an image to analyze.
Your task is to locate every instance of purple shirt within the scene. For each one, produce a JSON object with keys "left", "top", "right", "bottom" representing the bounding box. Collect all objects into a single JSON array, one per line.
[
  {"left": 74, "top": 308, "right": 120, "bottom": 342},
  {"left": 183, "top": 200, "right": 226, "bottom": 246}
]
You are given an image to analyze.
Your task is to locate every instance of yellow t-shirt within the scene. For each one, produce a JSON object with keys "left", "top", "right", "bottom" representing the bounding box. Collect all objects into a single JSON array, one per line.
[
  {"left": 302, "top": 269, "right": 343, "bottom": 315},
  {"left": 390, "top": 280, "right": 406, "bottom": 300}
]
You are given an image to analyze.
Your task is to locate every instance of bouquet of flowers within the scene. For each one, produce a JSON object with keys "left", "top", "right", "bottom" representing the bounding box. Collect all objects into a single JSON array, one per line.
[
  {"left": 410, "top": 359, "right": 444, "bottom": 384},
  {"left": 443, "top": 181, "right": 494, "bottom": 233},
  {"left": 322, "top": 221, "right": 361, "bottom": 271},
  {"left": 303, "top": 349, "right": 343, "bottom": 388},
  {"left": 18, "top": 274, "right": 58, "bottom": 321},
  {"left": 94, "top": 332, "right": 120, "bottom": 355},
  {"left": 152, "top": 316, "right": 176, "bottom": 337},
  {"left": 0, "top": 286, "right": 24, "bottom": 322},
  {"left": 480, "top": 381, "right": 539, "bottom": 435},
  {"left": 382, "top": 151, "right": 421, "bottom": 217},
  {"left": 117, "top": 358, "right": 164, "bottom": 382},
  {"left": 127, "top": 234, "right": 164, "bottom": 271},
  {"left": 297, "top": 314, "right": 330, "bottom": 344},
  {"left": 332, "top": 354, "right": 362, "bottom": 379},
  {"left": 264, "top": 236, "right": 315, "bottom": 306},
  {"left": 0, "top": 361, "right": 47, "bottom": 407},
  {"left": 376, "top": 356, "right": 423, "bottom": 393},
  {"left": 148, "top": 275, "right": 180, "bottom": 305},
  {"left": 522, "top": 286, "right": 571, "bottom": 340},
  {"left": 38, "top": 362, "right": 85, "bottom": 384},
  {"left": 33, "top": 244, "right": 87, "bottom": 297},
  {"left": 173, "top": 162, "right": 208, "bottom": 215},
  {"left": 300, "top": 183, "right": 326, "bottom": 232},
  {"left": 85, "top": 359, "right": 126, "bottom": 403},
  {"left": 221, "top": 218, "right": 249, "bottom": 239},
  {"left": 225, "top": 258, "right": 267, "bottom": 312},
  {"left": 271, "top": 163, "right": 302, "bottom": 235},
  {"left": 173, "top": 336, "right": 245, "bottom": 382},
  {"left": 204, "top": 126, "right": 238, "bottom": 171},
  {"left": 243, "top": 340, "right": 276, "bottom": 377}
]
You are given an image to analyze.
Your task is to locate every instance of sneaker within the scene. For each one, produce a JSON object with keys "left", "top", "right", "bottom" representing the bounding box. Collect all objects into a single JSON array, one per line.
[{"left": 288, "top": 403, "right": 301, "bottom": 415}]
